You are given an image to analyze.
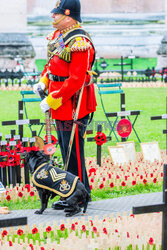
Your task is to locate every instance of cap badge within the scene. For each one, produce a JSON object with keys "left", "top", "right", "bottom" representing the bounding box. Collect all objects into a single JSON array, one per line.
[{"left": 65, "top": 9, "right": 70, "bottom": 15}]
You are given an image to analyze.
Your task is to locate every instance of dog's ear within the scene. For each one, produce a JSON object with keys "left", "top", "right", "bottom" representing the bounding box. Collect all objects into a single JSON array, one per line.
[{"left": 25, "top": 150, "right": 48, "bottom": 174}]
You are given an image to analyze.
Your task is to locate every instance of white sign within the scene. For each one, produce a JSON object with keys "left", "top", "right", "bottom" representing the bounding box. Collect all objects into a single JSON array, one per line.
[
  {"left": 9, "top": 141, "right": 16, "bottom": 146},
  {"left": 14, "top": 135, "right": 20, "bottom": 140},
  {"left": 108, "top": 146, "right": 128, "bottom": 165},
  {"left": 117, "top": 111, "right": 131, "bottom": 117},
  {"left": 140, "top": 142, "right": 162, "bottom": 163},
  {"left": 117, "top": 141, "right": 136, "bottom": 164},
  {"left": 16, "top": 119, "right": 29, "bottom": 125},
  {"left": 1, "top": 141, "right": 7, "bottom": 145},
  {"left": 162, "top": 114, "right": 167, "bottom": 119},
  {"left": 5, "top": 135, "right": 11, "bottom": 139},
  {"left": 22, "top": 137, "right": 29, "bottom": 142},
  {"left": 29, "top": 138, "right": 36, "bottom": 143}
]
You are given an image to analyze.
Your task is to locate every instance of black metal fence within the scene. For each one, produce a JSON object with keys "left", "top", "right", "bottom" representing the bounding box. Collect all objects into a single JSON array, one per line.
[
  {"left": 93, "top": 57, "right": 167, "bottom": 83},
  {"left": 0, "top": 69, "right": 40, "bottom": 87}
]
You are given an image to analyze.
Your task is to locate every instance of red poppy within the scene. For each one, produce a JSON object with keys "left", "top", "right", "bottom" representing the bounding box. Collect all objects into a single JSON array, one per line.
[
  {"left": 82, "top": 225, "right": 86, "bottom": 232},
  {"left": 9, "top": 241, "right": 13, "bottom": 246},
  {"left": 32, "top": 228, "right": 38, "bottom": 234},
  {"left": 140, "top": 175, "right": 143, "bottom": 179},
  {"left": 116, "top": 175, "right": 120, "bottom": 179},
  {"left": 99, "top": 183, "right": 104, "bottom": 189},
  {"left": 143, "top": 179, "right": 147, "bottom": 184},
  {"left": 6, "top": 195, "right": 11, "bottom": 201},
  {"left": 25, "top": 184, "right": 30, "bottom": 192},
  {"left": 149, "top": 237, "right": 154, "bottom": 245},
  {"left": 130, "top": 214, "right": 134, "bottom": 218},
  {"left": 103, "top": 228, "right": 107, "bottom": 234},
  {"left": 41, "top": 247, "right": 45, "bottom": 250},
  {"left": 88, "top": 168, "right": 96, "bottom": 177},
  {"left": 30, "top": 191, "right": 35, "bottom": 197},
  {"left": 17, "top": 229, "right": 23, "bottom": 236},
  {"left": 132, "top": 180, "right": 136, "bottom": 186},
  {"left": 103, "top": 177, "right": 106, "bottom": 182},
  {"left": 2, "top": 230, "right": 8, "bottom": 237},
  {"left": 90, "top": 185, "right": 93, "bottom": 190},
  {"left": 46, "top": 226, "right": 52, "bottom": 233},
  {"left": 121, "top": 181, "right": 126, "bottom": 187},
  {"left": 110, "top": 182, "right": 114, "bottom": 188},
  {"left": 127, "top": 232, "right": 130, "bottom": 238},
  {"left": 60, "top": 224, "right": 65, "bottom": 231},
  {"left": 29, "top": 244, "right": 34, "bottom": 250},
  {"left": 90, "top": 178, "right": 94, "bottom": 183},
  {"left": 18, "top": 192, "right": 23, "bottom": 198},
  {"left": 125, "top": 176, "right": 128, "bottom": 181},
  {"left": 150, "top": 173, "right": 153, "bottom": 178},
  {"left": 90, "top": 220, "right": 93, "bottom": 226},
  {"left": 71, "top": 224, "right": 75, "bottom": 231},
  {"left": 161, "top": 173, "right": 163, "bottom": 177},
  {"left": 95, "top": 132, "right": 107, "bottom": 146},
  {"left": 75, "top": 222, "right": 78, "bottom": 225},
  {"left": 153, "top": 178, "right": 157, "bottom": 183},
  {"left": 108, "top": 174, "right": 111, "bottom": 179},
  {"left": 115, "top": 229, "right": 118, "bottom": 233},
  {"left": 93, "top": 227, "right": 97, "bottom": 233}
]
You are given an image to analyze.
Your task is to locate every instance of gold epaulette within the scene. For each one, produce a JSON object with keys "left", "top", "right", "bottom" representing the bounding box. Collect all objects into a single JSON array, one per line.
[{"left": 71, "top": 37, "right": 92, "bottom": 52}]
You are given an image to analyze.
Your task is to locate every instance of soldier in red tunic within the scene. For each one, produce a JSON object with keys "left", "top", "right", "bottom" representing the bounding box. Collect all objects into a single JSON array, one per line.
[{"left": 33, "top": 0, "right": 97, "bottom": 208}]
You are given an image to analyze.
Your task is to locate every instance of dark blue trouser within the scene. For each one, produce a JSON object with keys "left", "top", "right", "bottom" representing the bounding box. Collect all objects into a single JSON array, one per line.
[{"left": 55, "top": 115, "right": 90, "bottom": 194}]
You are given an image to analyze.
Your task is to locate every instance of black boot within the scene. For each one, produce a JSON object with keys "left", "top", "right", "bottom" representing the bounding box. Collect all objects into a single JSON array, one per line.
[
  {"left": 65, "top": 206, "right": 81, "bottom": 217},
  {"left": 52, "top": 198, "right": 70, "bottom": 210}
]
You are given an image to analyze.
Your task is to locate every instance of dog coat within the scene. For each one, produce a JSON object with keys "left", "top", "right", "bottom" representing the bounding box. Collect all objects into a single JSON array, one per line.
[{"left": 32, "top": 163, "right": 79, "bottom": 198}]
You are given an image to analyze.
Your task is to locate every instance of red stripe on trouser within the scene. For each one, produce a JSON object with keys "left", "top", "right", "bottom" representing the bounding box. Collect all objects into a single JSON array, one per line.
[{"left": 75, "top": 124, "right": 82, "bottom": 182}]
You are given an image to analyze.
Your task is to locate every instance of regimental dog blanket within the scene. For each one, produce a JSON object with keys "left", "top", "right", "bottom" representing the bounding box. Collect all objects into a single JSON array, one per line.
[{"left": 32, "top": 163, "right": 79, "bottom": 198}]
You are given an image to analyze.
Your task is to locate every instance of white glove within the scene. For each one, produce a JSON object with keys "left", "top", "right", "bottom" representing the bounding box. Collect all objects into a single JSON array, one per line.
[
  {"left": 40, "top": 98, "right": 50, "bottom": 113},
  {"left": 33, "top": 82, "right": 45, "bottom": 96}
]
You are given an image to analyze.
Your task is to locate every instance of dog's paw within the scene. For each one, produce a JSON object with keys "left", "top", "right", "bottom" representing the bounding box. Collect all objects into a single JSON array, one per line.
[{"left": 34, "top": 210, "right": 43, "bottom": 214}]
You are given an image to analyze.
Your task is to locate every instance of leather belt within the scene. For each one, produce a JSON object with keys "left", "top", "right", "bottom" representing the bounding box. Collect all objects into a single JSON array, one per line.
[{"left": 48, "top": 73, "right": 68, "bottom": 82}]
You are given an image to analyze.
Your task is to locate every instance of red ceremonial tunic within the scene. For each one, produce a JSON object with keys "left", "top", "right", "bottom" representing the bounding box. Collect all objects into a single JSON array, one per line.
[{"left": 40, "top": 27, "right": 97, "bottom": 120}]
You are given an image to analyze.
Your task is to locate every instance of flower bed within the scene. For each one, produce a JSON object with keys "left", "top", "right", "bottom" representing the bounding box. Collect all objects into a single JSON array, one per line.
[
  {"left": 0, "top": 213, "right": 162, "bottom": 249},
  {"left": 86, "top": 151, "right": 167, "bottom": 191},
  {"left": 0, "top": 184, "right": 39, "bottom": 205}
]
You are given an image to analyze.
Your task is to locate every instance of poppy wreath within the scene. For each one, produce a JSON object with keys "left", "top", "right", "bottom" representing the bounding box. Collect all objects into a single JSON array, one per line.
[{"left": 95, "top": 132, "right": 107, "bottom": 146}]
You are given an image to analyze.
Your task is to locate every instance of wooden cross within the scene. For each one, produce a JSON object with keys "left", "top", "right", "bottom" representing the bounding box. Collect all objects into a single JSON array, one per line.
[
  {"left": 133, "top": 100, "right": 167, "bottom": 250},
  {"left": 1, "top": 101, "right": 39, "bottom": 139},
  {"left": 133, "top": 164, "right": 167, "bottom": 250},
  {"left": 87, "top": 124, "right": 111, "bottom": 166}
]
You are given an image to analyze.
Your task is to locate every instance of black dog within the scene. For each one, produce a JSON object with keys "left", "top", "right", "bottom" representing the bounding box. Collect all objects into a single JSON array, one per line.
[{"left": 25, "top": 150, "right": 90, "bottom": 217}]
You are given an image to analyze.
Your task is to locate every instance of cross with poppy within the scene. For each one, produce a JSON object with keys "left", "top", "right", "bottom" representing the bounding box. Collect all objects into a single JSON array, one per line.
[
  {"left": 87, "top": 124, "right": 111, "bottom": 166},
  {"left": 133, "top": 99, "right": 167, "bottom": 250}
]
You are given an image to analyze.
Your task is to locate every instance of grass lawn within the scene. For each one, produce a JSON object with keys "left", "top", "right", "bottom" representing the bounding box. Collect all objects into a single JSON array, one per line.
[
  {"left": 35, "top": 58, "right": 157, "bottom": 72},
  {"left": 0, "top": 88, "right": 166, "bottom": 157},
  {"left": 1, "top": 183, "right": 162, "bottom": 210}
]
